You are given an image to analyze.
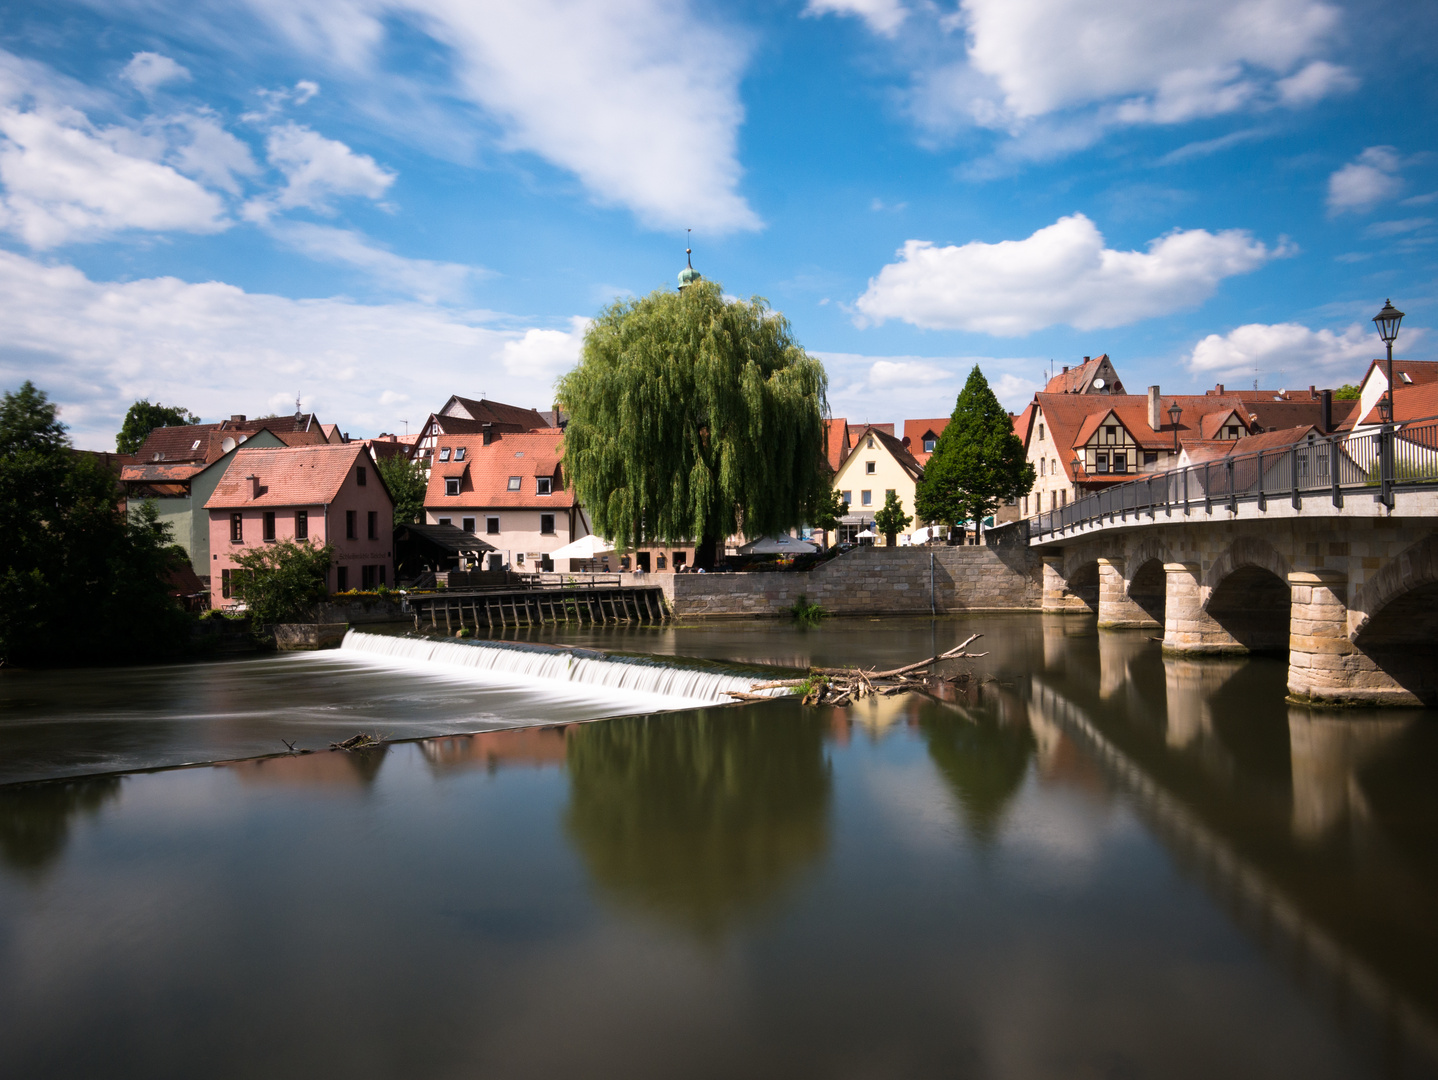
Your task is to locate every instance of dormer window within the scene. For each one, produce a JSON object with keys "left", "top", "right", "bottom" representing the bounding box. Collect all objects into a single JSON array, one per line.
[
  {"left": 1226, "top": 425, "right": 1240, "bottom": 439},
  {"left": 445, "top": 477, "right": 460, "bottom": 496},
  {"left": 1104, "top": 425, "right": 1117, "bottom": 442},
  {"left": 923, "top": 436, "right": 936, "bottom": 452},
  {"left": 507, "top": 476, "right": 521, "bottom": 491},
  {"left": 439, "top": 447, "right": 451, "bottom": 462},
  {"left": 455, "top": 447, "right": 466, "bottom": 461},
  {"left": 536, "top": 476, "right": 553, "bottom": 495}
]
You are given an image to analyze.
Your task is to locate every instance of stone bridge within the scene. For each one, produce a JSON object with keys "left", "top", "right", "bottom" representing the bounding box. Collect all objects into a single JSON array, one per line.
[{"left": 1032, "top": 486, "right": 1438, "bottom": 708}]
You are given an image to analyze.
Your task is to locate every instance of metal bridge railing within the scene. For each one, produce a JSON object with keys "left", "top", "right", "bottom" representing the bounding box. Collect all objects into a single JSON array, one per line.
[{"left": 1030, "top": 417, "right": 1438, "bottom": 542}]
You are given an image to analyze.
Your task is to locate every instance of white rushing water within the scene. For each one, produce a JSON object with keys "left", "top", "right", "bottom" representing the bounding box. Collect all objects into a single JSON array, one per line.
[{"left": 338, "top": 630, "right": 779, "bottom": 708}]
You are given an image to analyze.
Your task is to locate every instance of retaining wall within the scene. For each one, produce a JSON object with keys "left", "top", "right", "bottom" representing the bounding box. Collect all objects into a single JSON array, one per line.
[{"left": 635, "top": 546, "right": 1041, "bottom": 619}]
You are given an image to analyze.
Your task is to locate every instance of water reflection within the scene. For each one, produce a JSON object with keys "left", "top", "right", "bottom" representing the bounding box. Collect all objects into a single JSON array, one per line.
[
  {"left": 0, "top": 776, "right": 121, "bottom": 875},
  {"left": 563, "top": 704, "right": 831, "bottom": 938},
  {"left": 229, "top": 745, "right": 392, "bottom": 789}
]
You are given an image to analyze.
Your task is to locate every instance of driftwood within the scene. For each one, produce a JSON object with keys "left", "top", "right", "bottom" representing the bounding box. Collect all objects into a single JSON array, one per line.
[
  {"left": 331, "top": 732, "right": 385, "bottom": 751},
  {"left": 752, "top": 634, "right": 989, "bottom": 709}
]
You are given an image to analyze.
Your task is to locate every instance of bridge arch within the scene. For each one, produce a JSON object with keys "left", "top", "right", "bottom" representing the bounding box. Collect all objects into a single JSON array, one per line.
[
  {"left": 1202, "top": 536, "right": 1292, "bottom": 654},
  {"left": 1062, "top": 559, "right": 1100, "bottom": 613},
  {"left": 1123, "top": 537, "right": 1172, "bottom": 626},
  {"left": 1346, "top": 536, "right": 1438, "bottom": 705}
]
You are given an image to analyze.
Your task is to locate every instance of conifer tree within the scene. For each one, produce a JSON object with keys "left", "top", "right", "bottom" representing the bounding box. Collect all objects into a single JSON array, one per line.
[
  {"left": 872, "top": 490, "right": 911, "bottom": 547},
  {"left": 915, "top": 366, "right": 1034, "bottom": 539},
  {"left": 558, "top": 281, "right": 830, "bottom": 568}
]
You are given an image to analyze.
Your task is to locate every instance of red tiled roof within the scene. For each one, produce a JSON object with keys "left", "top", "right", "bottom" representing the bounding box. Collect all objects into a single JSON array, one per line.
[
  {"left": 133, "top": 423, "right": 223, "bottom": 465},
  {"left": 274, "top": 430, "right": 331, "bottom": 447},
  {"left": 1044, "top": 355, "right": 1113, "bottom": 394},
  {"left": 824, "top": 417, "right": 850, "bottom": 472},
  {"left": 424, "top": 429, "right": 575, "bottom": 508},
  {"left": 442, "top": 397, "right": 551, "bottom": 430},
  {"left": 1011, "top": 405, "right": 1032, "bottom": 444},
  {"left": 901, "top": 417, "right": 950, "bottom": 465},
  {"left": 849, "top": 422, "right": 894, "bottom": 445},
  {"left": 1357, "top": 380, "right": 1438, "bottom": 426},
  {"left": 219, "top": 413, "right": 321, "bottom": 435},
  {"left": 121, "top": 462, "right": 206, "bottom": 483},
  {"left": 204, "top": 444, "right": 374, "bottom": 508},
  {"left": 1199, "top": 408, "right": 1246, "bottom": 440}
]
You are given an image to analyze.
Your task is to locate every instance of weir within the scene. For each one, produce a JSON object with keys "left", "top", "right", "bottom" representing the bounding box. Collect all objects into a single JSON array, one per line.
[
  {"left": 338, "top": 630, "right": 778, "bottom": 707},
  {"left": 405, "top": 585, "right": 669, "bottom": 632}
]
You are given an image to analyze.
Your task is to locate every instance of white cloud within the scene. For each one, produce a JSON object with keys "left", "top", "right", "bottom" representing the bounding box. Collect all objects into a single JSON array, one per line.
[
  {"left": 1328, "top": 146, "right": 1405, "bottom": 215},
  {"left": 165, "top": 112, "right": 260, "bottom": 194},
  {"left": 500, "top": 317, "right": 590, "bottom": 381},
  {"left": 911, "top": 0, "right": 1352, "bottom": 144},
  {"left": 867, "top": 358, "right": 950, "bottom": 387},
  {"left": 816, "top": 351, "right": 1043, "bottom": 425},
  {"left": 266, "top": 220, "right": 481, "bottom": 302},
  {"left": 854, "top": 214, "right": 1278, "bottom": 336},
  {"left": 249, "top": 121, "right": 394, "bottom": 217},
  {"left": 804, "top": 0, "right": 909, "bottom": 37},
  {"left": 0, "top": 249, "right": 579, "bottom": 450},
  {"left": 991, "top": 372, "right": 1042, "bottom": 407},
  {"left": 1186, "top": 322, "right": 1375, "bottom": 375},
  {"left": 238, "top": 0, "right": 759, "bottom": 233},
  {"left": 122, "top": 52, "right": 192, "bottom": 96},
  {"left": 1364, "top": 217, "right": 1433, "bottom": 239},
  {"left": 0, "top": 105, "right": 229, "bottom": 247}
]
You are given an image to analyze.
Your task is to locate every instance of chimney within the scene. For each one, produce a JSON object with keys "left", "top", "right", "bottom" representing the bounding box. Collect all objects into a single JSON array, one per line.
[
  {"left": 1062, "top": 365, "right": 1069, "bottom": 374},
  {"left": 1309, "top": 385, "right": 1316, "bottom": 399},
  {"left": 1320, "top": 389, "right": 1332, "bottom": 433},
  {"left": 482, "top": 422, "right": 494, "bottom": 446},
  {"left": 1215, "top": 384, "right": 1224, "bottom": 394},
  {"left": 1147, "top": 386, "right": 1162, "bottom": 431},
  {"left": 247, "top": 474, "right": 261, "bottom": 500},
  {"left": 231, "top": 414, "right": 246, "bottom": 423},
  {"left": 1083, "top": 356, "right": 1090, "bottom": 363}
]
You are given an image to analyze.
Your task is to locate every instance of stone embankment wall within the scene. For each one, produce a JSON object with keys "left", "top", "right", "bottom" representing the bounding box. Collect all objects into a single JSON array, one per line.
[
  {"left": 637, "top": 545, "right": 1041, "bottom": 619},
  {"left": 316, "top": 596, "right": 407, "bottom": 625}
]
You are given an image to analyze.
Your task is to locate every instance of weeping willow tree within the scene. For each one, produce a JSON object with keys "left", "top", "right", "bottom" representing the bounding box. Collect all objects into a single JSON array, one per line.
[{"left": 557, "top": 280, "right": 829, "bottom": 567}]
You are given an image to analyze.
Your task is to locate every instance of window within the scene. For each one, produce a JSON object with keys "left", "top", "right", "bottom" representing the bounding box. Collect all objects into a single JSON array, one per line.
[
  {"left": 537, "top": 476, "right": 553, "bottom": 495},
  {"left": 507, "top": 476, "right": 521, "bottom": 491},
  {"left": 367, "top": 510, "right": 377, "bottom": 540},
  {"left": 1040, "top": 458, "right": 1046, "bottom": 476},
  {"left": 1022, "top": 496, "right": 1028, "bottom": 515},
  {"left": 866, "top": 435, "right": 875, "bottom": 449},
  {"left": 540, "top": 513, "right": 555, "bottom": 535},
  {"left": 462, "top": 517, "right": 476, "bottom": 533},
  {"left": 1060, "top": 490, "right": 1067, "bottom": 505},
  {"left": 230, "top": 513, "right": 243, "bottom": 543},
  {"left": 1038, "top": 423, "right": 1045, "bottom": 441},
  {"left": 861, "top": 490, "right": 872, "bottom": 506},
  {"left": 361, "top": 564, "right": 376, "bottom": 590},
  {"left": 336, "top": 565, "right": 348, "bottom": 592},
  {"left": 345, "top": 510, "right": 356, "bottom": 539},
  {"left": 454, "top": 447, "right": 465, "bottom": 461},
  {"left": 357, "top": 466, "right": 367, "bottom": 486},
  {"left": 221, "top": 569, "right": 231, "bottom": 599},
  {"left": 378, "top": 565, "right": 386, "bottom": 586},
  {"left": 865, "top": 461, "right": 876, "bottom": 474},
  {"left": 1104, "top": 425, "right": 1117, "bottom": 442},
  {"left": 295, "top": 510, "right": 308, "bottom": 540},
  {"left": 673, "top": 552, "right": 687, "bottom": 569},
  {"left": 438, "top": 517, "right": 451, "bottom": 526},
  {"left": 657, "top": 555, "right": 667, "bottom": 570},
  {"left": 1095, "top": 453, "right": 1109, "bottom": 473},
  {"left": 1143, "top": 451, "right": 1158, "bottom": 466},
  {"left": 1226, "top": 425, "right": 1240, "bottom": 439},
  {"left": 841, "top": 491, "right": 852, "bottom": 505},
  {"left": 438, "top": 447, "right": 451, "bottom": 462},
  {"left": 1113, "top": 453, "right": 1127, "bottom": 474},
  {"left": 445, "top": 477, "right": 460, "bottom": 496},
  {"left": 486, "top": 517, "right": 500, "bottom": 535},
  {"left": 263, "top": 511, "right": 276, "bottom": 542},
  {"left": 923, "top": 436, "right": 936, "bottom": 453}
]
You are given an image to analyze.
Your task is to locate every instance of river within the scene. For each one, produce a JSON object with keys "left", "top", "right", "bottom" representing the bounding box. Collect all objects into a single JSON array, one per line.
[{"left": 1, "top": 614, "right": 1435, "bottom": 1078}]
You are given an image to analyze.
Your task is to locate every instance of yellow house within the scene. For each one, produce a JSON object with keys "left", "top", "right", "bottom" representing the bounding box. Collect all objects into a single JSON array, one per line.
[{"left": 829, "top": 425, "right": 925, "bottom": 545}]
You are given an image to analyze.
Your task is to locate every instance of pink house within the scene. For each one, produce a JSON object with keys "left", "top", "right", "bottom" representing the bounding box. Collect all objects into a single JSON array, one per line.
[{"left": 204, "top": 444, "right": 394, "bottom": 609}]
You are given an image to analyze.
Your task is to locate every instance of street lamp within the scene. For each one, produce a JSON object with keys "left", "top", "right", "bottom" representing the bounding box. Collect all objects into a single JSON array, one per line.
[
  {"left": 1372, "top": 299, "right": 1404, "bottom": 423},
  {"left": 1167, "top": 402, "right": 1183, "bottom": 454}
]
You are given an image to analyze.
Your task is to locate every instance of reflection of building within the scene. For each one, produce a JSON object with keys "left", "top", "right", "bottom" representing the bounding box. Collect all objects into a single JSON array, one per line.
[{"left": 420, "top": 727, "right": 570, "bottom": 774}]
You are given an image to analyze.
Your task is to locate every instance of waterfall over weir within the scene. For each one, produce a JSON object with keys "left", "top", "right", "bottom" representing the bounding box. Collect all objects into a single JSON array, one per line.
[{"left": 339, "top": 631, "right": 779, "bottom": 708}]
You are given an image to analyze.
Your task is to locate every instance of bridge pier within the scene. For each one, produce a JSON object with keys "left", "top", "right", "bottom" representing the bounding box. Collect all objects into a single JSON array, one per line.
[
  {"left": 1042, "top": 556, "right": 1094, "bottom": 613},
  {"left": 1161, "top": 562, "right": 1246, "bottom": 655},
  {"left": 1287, "top": 570, "right": 1418, "bottom": 707},
  {"left": 1097, "top": 557, "right": 1160, "bottom": 629}
]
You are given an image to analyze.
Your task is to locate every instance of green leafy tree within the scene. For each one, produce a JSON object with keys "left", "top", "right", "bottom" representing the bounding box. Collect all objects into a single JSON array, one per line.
[
  {"left": 557, "top": 281, "right": 829, "bottom": 568},
  {"left": 1333, "top": 383, "right": 1361, "bottom": 401},
  {"left": 0, "top": 382, "right": 189, "bottom": 666},
  {"left": 808, "top": 486, "right": 846, "bottom": 544},
  {"left": 229, "top": 540, "right": 335, "bottom": 624},
  {"left": 872, "top": 490, "right": 912, "bottom": 547},
  {"left": 376, "top": 452, "right": 426, "bottom": 525},
  {"left": 915, "top": 366, "right": 1034, "bottom": 539},
  {"left": 116, "top": 399, "right": 200, "bottom": 454}
]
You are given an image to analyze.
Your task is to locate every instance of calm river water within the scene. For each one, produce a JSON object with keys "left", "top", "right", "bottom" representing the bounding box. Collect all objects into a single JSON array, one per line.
[{"left": 2, "top": 614, "right": 1436, "bottom": 1079}]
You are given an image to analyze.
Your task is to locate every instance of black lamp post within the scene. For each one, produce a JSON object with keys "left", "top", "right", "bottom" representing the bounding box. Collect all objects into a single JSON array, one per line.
[
  {"left": 1167, "top": 401, "right": 1182, "bottom": 454},
  {"left": 1373, "top": 299, "right": 1404, "bottom": 424}
]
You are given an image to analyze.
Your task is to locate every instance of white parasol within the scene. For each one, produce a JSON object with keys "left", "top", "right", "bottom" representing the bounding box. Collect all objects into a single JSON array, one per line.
[{"left": 547, "top": 534, "right": 616, "bottom": 560}]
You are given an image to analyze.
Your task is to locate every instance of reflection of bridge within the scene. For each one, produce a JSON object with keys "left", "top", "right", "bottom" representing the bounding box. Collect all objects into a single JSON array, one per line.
[{"left": 1028, "top": 420, "right": 1438, "bottom": 706}]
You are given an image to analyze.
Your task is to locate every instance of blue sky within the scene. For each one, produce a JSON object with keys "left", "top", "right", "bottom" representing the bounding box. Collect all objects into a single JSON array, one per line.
[{"left": 1, "top": 0, "right": 1435, "bottom": 449}]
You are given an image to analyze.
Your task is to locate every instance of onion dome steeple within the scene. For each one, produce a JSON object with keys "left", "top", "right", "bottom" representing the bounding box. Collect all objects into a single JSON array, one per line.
[{"left": 678, "top": 229, "right": 702, "bottom": 290}]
